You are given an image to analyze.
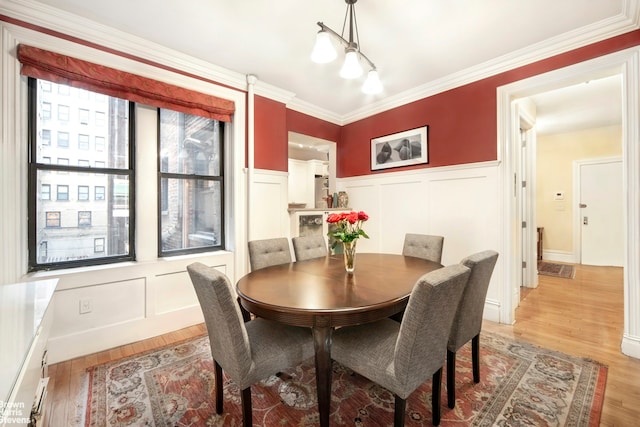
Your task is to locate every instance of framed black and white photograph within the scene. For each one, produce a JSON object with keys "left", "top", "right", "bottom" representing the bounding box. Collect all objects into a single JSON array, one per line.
[{"left": 370, "top": 126, "right": 428, "bottom": 171}]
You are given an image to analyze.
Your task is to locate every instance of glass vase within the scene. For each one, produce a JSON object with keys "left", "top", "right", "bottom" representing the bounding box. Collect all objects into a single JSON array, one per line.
[{"left": 343, "top": 240, "right": 357, "bottom": 274}]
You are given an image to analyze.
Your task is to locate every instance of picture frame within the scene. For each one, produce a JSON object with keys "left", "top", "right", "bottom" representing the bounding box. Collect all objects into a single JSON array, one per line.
[{"left": 370, "top": 126, "right": 428, "bottom": 170}]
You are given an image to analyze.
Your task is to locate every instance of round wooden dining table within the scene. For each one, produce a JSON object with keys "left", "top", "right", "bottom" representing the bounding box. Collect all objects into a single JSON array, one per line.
[{"left": 236, "top": 252, "right": 442, "bottom": 427}]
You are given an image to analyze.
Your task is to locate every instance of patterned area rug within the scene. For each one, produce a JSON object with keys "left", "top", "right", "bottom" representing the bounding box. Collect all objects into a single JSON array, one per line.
[
  {"left": 80, "top": 332, "right": 606, "bottom": 426},
  {"left": 538, "top": 261, "right": 576, "bottom": 279}
]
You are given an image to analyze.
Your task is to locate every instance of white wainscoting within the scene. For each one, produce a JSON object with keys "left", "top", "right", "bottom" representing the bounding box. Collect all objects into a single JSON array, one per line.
[
  {"left": 41, "top": 252, "right": 233, "bottom": 364},
  {"left": 338, "top": 161, "right": 503, "bottom": 323},
  {"left": 249, "top": 169, "right": 290, "bottom": 241}
]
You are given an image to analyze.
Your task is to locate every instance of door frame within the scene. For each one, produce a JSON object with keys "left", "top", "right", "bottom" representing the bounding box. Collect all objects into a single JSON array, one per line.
[
  {"left": 497, "top": 47, "right": 640, "bottom": 358},
  {"left": 573, "top": 157, "right": 623, "bottom": 265}
]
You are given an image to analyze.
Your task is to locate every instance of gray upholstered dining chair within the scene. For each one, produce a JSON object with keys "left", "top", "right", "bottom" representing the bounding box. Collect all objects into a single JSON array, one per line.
[
  {"left": 331, "top": 263, "right": 471, "bottom": 427},
  {"left": 186, "top": 262, "right": 314, "bottom": 427},
  {"left": 402, "top": 233, "right": 445, "bottom": 264},
  {"left": 446, "top": 250, "right": 499, "bottom": 409},
  {"left": 292, "top": 235, "right": 328, "bottom": 261},
  {"left": 248, "top": 237, "right": 292, "bottom": 271}
]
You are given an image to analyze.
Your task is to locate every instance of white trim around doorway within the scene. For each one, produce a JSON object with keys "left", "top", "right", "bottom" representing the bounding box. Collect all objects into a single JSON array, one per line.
[{"left": 497, "top": 47, "right": 640, "bottom": 359}]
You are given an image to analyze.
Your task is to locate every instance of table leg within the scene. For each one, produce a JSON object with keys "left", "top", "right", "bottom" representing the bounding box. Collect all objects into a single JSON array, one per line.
[{"left": 312, "top": 326, "right": 332, "bottom": 427}]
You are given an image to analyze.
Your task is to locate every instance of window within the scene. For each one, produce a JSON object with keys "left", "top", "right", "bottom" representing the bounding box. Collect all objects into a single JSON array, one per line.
[
  {"left": 95, "top": 186, "right": 105, "bottom": 200},
  {"left": 28, "top": 78, "right": 135, "bottom": 270},
  {"left": 78, "top": 185, "right": 89, "bottom": 201},
  {"left": 41, "top": 129, "right": 51, "bottom": 146},
  {"left": 39, "top": 241, "right": 48, "bottom": 261},
  {"left": 158, "top": 109, "right": 224, "bottom": 256},
  {"left": 79, "top": 108, "right": 89, "bottom": 125},
  {"left": 42, "top": 157, "right": 51, "bottom": 164},
  {"left": 78, "top": 134, "right": 90, "bottom": 150},
  {"left": 40, "top": 81, "right": 51, "bottom": 92},
  {"left": 57, "top": 131, "right": 69, "bottom": 148},
  {"left": 45, "top": 211, "right": 60, "bottom": 227},
  {"left": 41, "top": 102, "right": 51, "bottom": 119},
  {"left": 94, "top": 237, "right": 105, "bottom": 253},
  {"left": 78, "top": 211, "right": 91, "bottom": 227},
  {"left": 58, "top": 104, "right": 70, "bottom": 121},
  {"left": 95, "top": 111, "right": 106, "bottom": 126},
  {"left": 57, "top": 84, "right": 70, "bottom": 95},
  {"left": 56, "top": 185, "right": 69, "bottom": 200},
  {"left": 41, "top": 184, "right": 50, "bottom": 200},
  {"left": 95, "top": 136, "right": 105, "bottom": 151}
]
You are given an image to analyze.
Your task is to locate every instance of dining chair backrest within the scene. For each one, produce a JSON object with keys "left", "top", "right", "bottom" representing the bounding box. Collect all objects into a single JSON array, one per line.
[
  {"left": 187, "top": 262, "right": 252, "bottom": 382},
  {"left": 292, "top": 235, "right": 328, "bottom": 261},
  {"left": 448, "top": 250, "right": 499, "bottom": 352},
  {"left": 248, "top": 237, "right": 292, "bottom": 270},
  {"left": 402, "top": 233, "right": 444, "bottom": 264},
  {"left": 394, "top": 263, "right": 470, "bottom": 390},
  {"left": 187, "top": 262, "right": 314, "bottom": 426}
]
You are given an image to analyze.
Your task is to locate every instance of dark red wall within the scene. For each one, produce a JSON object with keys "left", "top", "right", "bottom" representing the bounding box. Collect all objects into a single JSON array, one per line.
[
  {"left": 253, "top": 95, "right": 288, "bottom": 171},
  {"left": 286, "top": 109, "right": 341, "bottom": 143},
  {"left": 338, "top": 29, "right": 640, "bottom": 177}
]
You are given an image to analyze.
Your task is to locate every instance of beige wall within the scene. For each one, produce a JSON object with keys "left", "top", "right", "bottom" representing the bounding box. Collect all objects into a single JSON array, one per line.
[{"left": 536, "top": 125, "right": 621, "bottom": 255}]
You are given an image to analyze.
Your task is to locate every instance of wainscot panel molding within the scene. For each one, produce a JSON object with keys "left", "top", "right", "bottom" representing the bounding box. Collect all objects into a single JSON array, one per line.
[
  {"left": 336, "top": 161, "right": 502, "bottom": 324},
  {"left": 248, "top": 168, "right": 289, "bottom": 243},
  {"left": 42, "top": 253, "right": 233, "bottom": 363}
]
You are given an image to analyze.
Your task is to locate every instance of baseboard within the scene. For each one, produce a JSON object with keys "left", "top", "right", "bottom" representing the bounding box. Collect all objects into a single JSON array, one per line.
[
  {"left": 542, "top": 250, "right": 576, "bottom": 264},
  {"left": 621, "top": 333, "right": 640, "bottom": 359},
  {"left": 483, "top": 298, "right": 502, "bottom": 324}
]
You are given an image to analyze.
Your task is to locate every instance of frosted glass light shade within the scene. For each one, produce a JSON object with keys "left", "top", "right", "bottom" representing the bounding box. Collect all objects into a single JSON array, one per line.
[
  {"left": 362, "top": 69, "right": 383, "bottom": 94},
  {"left": 340, "top": 50, "right": 363, "bottom": 79},
  {"left": 311, "top": 31, "right": 337, "bottom": 63}
]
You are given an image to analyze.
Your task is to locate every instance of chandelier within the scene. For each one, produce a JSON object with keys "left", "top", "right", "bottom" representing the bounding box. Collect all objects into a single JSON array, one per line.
[{"left": 310, "top": 0, "right": 383, "bottom": 94}]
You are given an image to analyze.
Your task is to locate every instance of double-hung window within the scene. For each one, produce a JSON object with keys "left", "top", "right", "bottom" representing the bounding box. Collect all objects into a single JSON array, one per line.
[
  {"left": 158, "top": 109, "right": 224, "bottom": 256},
  {"left": 28, "top": 78, "right": 135, "bottom": 270}
]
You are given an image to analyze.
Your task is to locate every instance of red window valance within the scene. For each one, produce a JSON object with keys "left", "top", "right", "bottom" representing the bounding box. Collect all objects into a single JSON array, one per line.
[{"left": 17, "top": 44, "right": 235, "bottom": 122}]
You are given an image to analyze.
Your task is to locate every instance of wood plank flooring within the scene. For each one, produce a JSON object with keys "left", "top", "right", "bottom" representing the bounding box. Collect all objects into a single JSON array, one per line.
[{"left": 44, "top": 264, "right": 639, "bottom": 426}]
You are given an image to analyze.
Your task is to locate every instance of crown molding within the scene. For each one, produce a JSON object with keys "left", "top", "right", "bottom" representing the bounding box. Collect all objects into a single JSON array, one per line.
[
  {"left": 337, "top": 0, "right": 640, "bottom": 124},
  {"left": 1, "top": 0, "right": 639, "bottom": 126},
  {"left": 0, "top": 0, "right": 248, "bottom": 92},
  {"left": 286, "top": 97, "right": 344, "bottom": 125}
]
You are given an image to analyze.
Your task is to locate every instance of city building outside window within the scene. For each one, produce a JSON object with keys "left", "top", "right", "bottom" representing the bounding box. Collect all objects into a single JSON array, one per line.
[
  {"left": 42, "top": 102, "right": 51, "bottom": 119},
  {"left": 28, "top": 78, "right": 134, "bottom": 270},
  {"left": 78, "top": 134, "right": 90, "bottom": 149},
  {"left": 57, "top": 131, "right": 69, "bottom": 148},
  {"left": 158, "top": 109, "right": 224, "bottom": 256},
  {"left": 42, "top": 129, "right": 51, "bottom": 146},
  {"left": 45, "top": 211, "right": 60, "bottom": 227},
  {"left": 95, "top": 186, "right": 105, "bottom": 200},
  {"left": 78, "top": 211, "right": 92, "bottom": 227},
  {"left": 58, "top": 104, "right": 70, "bottom": 121},
  {"left": 78, "top": 185, "right": 89, "bottom": 201},
  {"left": 95, "top": 136, "right": 105, "bottom": 151},
  {"left": 41, "top": 184, "right": 50, "bottom": 200},
  {"left": 56, "top": 184, "right": 69, "bottom": 201},
  {"left": 79, "top": 108, "right": 90, "bottom": 125},
  {"left": 94, "top": 237, "right": 105, "bottom": 253}
]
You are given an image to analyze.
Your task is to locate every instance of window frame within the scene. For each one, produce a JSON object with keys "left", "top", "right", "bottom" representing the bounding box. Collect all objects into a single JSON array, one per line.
[
  {"left": 157, "top": 109, "right": 225, "bottom": 257},
  {"left": 27, "top": 77, "right": 137, "bottom": 271}
]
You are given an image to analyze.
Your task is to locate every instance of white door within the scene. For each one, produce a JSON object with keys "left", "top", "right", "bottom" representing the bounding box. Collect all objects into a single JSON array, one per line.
[{"left": 578, "top": 159, "right": 623, "bottom": 266}]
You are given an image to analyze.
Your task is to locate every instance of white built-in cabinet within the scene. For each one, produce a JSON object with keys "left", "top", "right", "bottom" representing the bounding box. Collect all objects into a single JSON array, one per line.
[{"left": 288, "top": 159, "right": 328, "bottom": 208}]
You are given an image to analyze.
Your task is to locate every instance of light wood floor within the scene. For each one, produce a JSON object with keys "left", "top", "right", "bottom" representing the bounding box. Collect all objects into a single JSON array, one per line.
[{"left": 44, "top": 263, "right": 639, "bottom": 426}]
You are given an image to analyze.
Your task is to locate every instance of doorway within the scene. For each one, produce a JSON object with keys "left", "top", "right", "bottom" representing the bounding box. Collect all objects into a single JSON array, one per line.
[{"left": 497, "top": 48, "right": 640, "bottom": 359}]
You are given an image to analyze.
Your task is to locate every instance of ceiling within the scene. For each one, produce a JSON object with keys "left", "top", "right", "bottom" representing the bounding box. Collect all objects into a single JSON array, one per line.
[{"left": 30, "top": 0, "right": 634, "bottom": 132}]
